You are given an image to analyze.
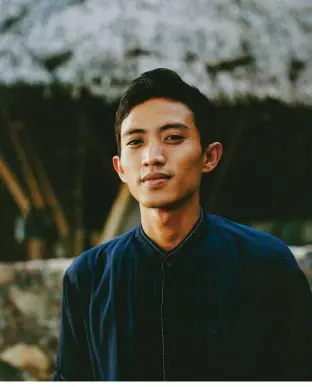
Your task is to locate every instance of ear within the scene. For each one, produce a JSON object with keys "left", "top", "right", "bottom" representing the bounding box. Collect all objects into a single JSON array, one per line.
[
  {"left": 202, "top": 142, "right": 223, "bottom": 174},
  {"left": 112, "top": 155, "right": 127, "bottom": 183}
]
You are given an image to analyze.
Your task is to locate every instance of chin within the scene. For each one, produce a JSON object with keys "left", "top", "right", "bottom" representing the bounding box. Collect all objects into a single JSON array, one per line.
[
  {"left": 138, "top": 193, "right": 176, "bottom": 209},
  {"left": 139, "top": 193, "right": 193, "bottom": 210}
]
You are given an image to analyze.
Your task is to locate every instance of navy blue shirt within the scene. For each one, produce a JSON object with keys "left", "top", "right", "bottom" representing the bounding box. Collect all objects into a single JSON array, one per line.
[{"left": 53, "top": 210, "right": 312, "bottom": 381}]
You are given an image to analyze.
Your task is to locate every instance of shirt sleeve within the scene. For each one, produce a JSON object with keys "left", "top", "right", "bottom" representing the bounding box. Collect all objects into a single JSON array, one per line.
[
  {"left": 273, "top": 252, "right": 312, "bottom": 381},
  {"left": 52, "top": 270, "right": 94, "bottom": 381}
]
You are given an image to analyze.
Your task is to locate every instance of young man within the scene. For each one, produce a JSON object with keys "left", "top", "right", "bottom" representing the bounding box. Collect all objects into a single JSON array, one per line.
[{"left": 53, "top": 68, "right": 312, "bottom": 381}]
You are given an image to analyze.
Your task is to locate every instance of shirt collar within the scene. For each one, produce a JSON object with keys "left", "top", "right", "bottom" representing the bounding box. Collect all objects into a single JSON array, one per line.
[{"left": 135, "top": 207, "right": 210, "bottom": 259}]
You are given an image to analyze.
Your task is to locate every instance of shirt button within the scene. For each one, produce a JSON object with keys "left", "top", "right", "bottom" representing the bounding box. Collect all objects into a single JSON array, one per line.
[{"left": 164, "top": 260, "right": 172, "bottom": 267}]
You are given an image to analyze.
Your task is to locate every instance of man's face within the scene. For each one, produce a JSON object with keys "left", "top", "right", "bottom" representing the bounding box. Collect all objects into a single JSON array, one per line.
[{"left": 113, "top": 98, "right": 215, "bottom": 209}]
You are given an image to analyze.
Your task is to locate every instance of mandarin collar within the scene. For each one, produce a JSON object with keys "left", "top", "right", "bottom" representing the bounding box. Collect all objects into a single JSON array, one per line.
[{"left": 135, "top": 207, "right": 210, "bottom": 259}]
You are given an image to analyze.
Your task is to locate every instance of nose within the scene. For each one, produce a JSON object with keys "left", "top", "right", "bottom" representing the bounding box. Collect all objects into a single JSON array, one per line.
[{"left": 141, "top": 140, "right": 166, "bottom": 167}]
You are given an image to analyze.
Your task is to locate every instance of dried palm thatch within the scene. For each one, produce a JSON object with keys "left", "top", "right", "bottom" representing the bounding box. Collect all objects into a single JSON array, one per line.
[{"left": 0, "top": 0, "right": 311, "bottom": 104}]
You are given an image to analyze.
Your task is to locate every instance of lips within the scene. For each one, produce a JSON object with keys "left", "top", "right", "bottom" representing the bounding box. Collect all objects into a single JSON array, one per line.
[{"left": 141, "top": 172, "right": 171, "bottom": 183}]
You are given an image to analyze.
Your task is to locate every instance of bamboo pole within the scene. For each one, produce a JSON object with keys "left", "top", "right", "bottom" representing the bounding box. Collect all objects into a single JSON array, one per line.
[
  {"left": 8, "top": 122, "right": 45, "bottom": 210},
  {"left": 20, "top": 126, "right": 70, "bottom": 241},
  {"left": 100, "top": 183, "right": 132, "bottom": 242},
  {"left": 0, "top": 154, "right": 30, "bottom": 217},
  {"left": 71, "top": 109, "right": 86, "bottom": 256},
  {"left": 7, "top": 122, "right": 48, "bottom": 260}
]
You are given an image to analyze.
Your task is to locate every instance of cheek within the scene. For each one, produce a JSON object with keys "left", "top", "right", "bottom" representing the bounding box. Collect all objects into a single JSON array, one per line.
[
  {"left": 120, "top": 154, "right": 139, "bottom": 183},
  {"left": 173, "top": 144, "right": 203, "bottom": 173}
]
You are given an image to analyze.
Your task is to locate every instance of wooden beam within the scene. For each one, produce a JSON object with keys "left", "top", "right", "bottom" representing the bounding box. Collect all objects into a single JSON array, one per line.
[
  {"left": 71, "top": 109, "right": 87, "bottom": 256},
  {"left": 8, "top": 122, "right": 45, "bottom": 210},
  {"left": 20, "top": 125, "right": 70, "bottom": 240},
  {"left": 0, "top": 154, "right": 30, "bottom": 216},
  {"left": 100, "top": 183, "right": 132, "bottom": 242}
]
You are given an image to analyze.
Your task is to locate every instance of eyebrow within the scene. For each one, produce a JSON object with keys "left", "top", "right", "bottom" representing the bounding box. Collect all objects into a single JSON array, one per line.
[{"left": 122, "top": 123, "right": 190, "bottom": 138}]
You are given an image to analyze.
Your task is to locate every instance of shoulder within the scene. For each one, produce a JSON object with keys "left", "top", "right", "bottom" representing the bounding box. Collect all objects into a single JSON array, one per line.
[
  {"left": 64, "top": 227, "right": 137, "bottom": 288},
  {"left": 209, "top": 213, "right": 298, "bottom": 269}
]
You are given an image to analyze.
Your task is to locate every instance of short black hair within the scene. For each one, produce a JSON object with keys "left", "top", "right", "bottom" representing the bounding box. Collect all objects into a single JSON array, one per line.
[{"left": 115, "top": 68, "right": 216, "bottom": 155}]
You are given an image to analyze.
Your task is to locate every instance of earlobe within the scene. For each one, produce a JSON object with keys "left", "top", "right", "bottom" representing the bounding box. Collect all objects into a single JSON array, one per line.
[
  {"left": 202, "top": 142, "right": 223, "bottom": 174},
  {"left": 112, "top": 155, "right": 127, "bottom": 183}
]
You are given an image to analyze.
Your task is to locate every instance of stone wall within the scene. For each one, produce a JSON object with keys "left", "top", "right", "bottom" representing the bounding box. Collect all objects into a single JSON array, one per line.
[
  {"left": 0, "top": 258, "right": 71, "bottom": 381},
  {"left": 0, "top": 246, "right": 311, "bottom": 381}
]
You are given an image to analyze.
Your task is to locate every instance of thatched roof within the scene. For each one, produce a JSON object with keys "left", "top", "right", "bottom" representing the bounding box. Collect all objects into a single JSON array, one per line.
[{"left": 0, "top": 0, "right": 311, "bottom": 104}]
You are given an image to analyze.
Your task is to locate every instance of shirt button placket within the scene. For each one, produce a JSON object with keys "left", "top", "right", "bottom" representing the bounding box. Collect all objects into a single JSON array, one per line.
[{"left": 161, "top": 257, "right": 173, "bottom": 381}]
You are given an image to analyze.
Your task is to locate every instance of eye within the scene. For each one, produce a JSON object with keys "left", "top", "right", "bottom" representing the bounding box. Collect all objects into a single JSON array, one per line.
[
  {"left": 127, "top": 139, "right": 143, "bottom": 146},
  {"left": 165, "top": 135, "right": 184, "bottom": 142}
]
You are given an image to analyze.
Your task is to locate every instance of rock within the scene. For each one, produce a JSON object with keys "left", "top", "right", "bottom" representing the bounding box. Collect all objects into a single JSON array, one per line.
[
  {"left": 0, "top": 265, "right": 15, "bottom": 286},
  {"left": 0, "top": 343, "right": 51, "bottom": 380},
  {"left": 0, "top": 258, "right": 72, "bottom": 380},
  {"left": 8, "top": 287, "right": 47, "bottom": 321}
]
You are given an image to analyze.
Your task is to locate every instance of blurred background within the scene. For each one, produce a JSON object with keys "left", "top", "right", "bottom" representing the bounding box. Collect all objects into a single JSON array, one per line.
[{"left": 0, "top": 0, "right": 312, "bottom": 381}]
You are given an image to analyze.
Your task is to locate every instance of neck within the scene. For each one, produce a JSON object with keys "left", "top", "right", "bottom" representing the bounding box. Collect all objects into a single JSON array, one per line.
[{"left": 140, "top": 194, "right": 201, "bottom": 252}]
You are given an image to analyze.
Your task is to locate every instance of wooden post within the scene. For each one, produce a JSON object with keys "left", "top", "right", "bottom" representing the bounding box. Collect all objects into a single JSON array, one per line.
[
  {"left": 7, "top": 122, "right": 46, "bottom": 260},
  {"left": 19, "top": 125, "right": 70, "bottom": 252},
  {"left": 100, "top": 183, "right": 132, "bottom": 242},
  {"left": 0, "top": 154, "right": 30, "bottom": 217},
  {"left": 8, "top": 122, "right": 45, "bottom": 210},
  {"left": 71, "top": 109, "right": 87, "bottom": 256}
]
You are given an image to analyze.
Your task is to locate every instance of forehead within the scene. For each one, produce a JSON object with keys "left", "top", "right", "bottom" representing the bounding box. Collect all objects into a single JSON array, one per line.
[{"left": 120, "top": 98, "right": 195, "bottom": 134}]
